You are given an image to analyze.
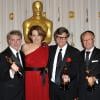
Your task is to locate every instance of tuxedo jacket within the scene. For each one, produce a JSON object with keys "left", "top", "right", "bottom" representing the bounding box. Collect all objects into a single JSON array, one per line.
[
  {"left": 79, "top": 47, "right": 100, "bottom": 100},
  {"left": 0, "top": 47, "right": 25, "bottom": 100},
  {"left": 48, "top": 44, "right": 81, "bottom": 98}
]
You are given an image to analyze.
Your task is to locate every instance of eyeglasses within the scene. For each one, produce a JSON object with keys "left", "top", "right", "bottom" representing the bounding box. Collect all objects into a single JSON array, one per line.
[{"left": 56, "top": 36, "right": 67, "bottom": 40}]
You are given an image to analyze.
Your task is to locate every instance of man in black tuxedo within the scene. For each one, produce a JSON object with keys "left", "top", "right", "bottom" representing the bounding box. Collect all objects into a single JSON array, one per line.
[
  {"left": 48, "top": 27, "right": 80, "bottom": 100},
  {"left": 79, "top": 31, "right": 100, "bottom": 100},
  {"left": 0, "top": 30, "right": 24, "bottom": 100}
]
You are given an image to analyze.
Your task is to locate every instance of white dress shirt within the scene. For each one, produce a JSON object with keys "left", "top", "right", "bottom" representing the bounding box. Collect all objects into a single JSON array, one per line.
[
  {"left": 85, "top": 46, "right": 94, "bottom": 60},
  {"left": 85, "top": 46, "right": 99, "bottom": 84},
  {"left": 9, "top": 46, "right": 23, "bottom": 79},
  {"left": 9, "top": 46, "right": 23, "bottom": 66},
  {"left": 51, "top": 44, "right": 68, "bottom": 83}
]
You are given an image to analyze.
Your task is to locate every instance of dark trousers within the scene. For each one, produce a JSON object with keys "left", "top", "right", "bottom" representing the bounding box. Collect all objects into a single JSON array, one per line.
[{"left": 50, "top": 81, "right": 74, "bottom": 100}]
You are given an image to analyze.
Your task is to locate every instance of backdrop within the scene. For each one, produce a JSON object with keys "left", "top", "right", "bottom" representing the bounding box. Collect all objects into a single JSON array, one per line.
[{"left": 0, "top": 0, "right": 100, "bottom": 51}]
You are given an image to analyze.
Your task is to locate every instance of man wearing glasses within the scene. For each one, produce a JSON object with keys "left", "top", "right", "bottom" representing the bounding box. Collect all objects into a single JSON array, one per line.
[{"left": 48, "top": 27, "right": 80, "bottom": 100}]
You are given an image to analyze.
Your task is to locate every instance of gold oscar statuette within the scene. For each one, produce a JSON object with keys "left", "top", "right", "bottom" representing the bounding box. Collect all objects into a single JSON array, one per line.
[{"left": 23, "top": 1, "right": 53, "bottom": 44}]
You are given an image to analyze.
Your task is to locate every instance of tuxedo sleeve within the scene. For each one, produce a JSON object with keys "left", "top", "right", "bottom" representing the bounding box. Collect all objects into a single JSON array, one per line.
[{"left": 0, "top": 54, "right": 11, "bottom": 81}]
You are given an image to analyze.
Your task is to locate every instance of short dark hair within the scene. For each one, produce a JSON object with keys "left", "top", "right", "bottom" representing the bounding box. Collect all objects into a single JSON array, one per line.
[
  {"left": 7, "top": 30, "right": 22, "bottom": 42},
  {"left": 28, "top": 25, "right": 46, "bottom": 42},
  {"left": 54, "top": 27, "right": 70, "bottom": 40}
]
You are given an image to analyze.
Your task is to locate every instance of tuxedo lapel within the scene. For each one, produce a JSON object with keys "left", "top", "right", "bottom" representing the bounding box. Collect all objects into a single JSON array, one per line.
[
  {"left": 5, "top": 47, "right": 23, "bottom": 68},
  {"left": 81, "top": 48, "right": 98, "bottom": 74},
  {"left": 89, "top": 48, "right": 97, "bottom": 62},
  {"left": 81, "top": 50, "right": 85, "bottom": 61},
  {"left": 63, "top": 45, "right": 71, "bottom": 61},
  {"left": 4, "top": 47, "right": 16, "bottom": 62},
  {"left": 20, "top": 51, "right": 25, "bottom": 67},
  {"left": 11, "top": 54, "right": 22, "bottom": 67},
  {"left": 50, "top": 46, "right": 57, "bottom": 72},
  {"left": 88, "top": 48, "right": 97, "bottom": 72},
  {"left": 62, "top": 45, "right": 72, "bottom": 68}
]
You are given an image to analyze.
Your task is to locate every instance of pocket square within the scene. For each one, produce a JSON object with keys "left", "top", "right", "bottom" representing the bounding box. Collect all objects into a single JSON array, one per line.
[{"left": 91, "top": 60, "right": 99, "bottom": 63}]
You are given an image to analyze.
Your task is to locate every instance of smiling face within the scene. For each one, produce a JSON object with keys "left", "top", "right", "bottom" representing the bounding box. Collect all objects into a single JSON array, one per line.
[
  {"left": 30, "top": 30, "right": 42, "bottom": 45},
  {"left": 8, "top": 34, "right": 22, "bottom": 51},
  {"left": 54, "top": 27, "right": 69, "bottom": 48},
  {"left": 55, "top": 32, "right": 68, "bottom": 48},
  {"left": 81, "top": 32, "right": 95, "bottom": 50}
]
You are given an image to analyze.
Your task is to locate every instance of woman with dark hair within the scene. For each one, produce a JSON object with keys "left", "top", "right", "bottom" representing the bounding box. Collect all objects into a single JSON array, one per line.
[{"left": 22, "top": 25, "right": 49, "bottom": 100}]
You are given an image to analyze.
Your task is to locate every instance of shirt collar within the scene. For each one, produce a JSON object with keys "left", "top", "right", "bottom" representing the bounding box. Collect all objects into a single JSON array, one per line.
[
  {"left": 9, "top": 46, "right": 20, "bottom": 56},
  {"left": 85, "top": 46, "right": 94, "bottom": 53},
  {"left": 57, "top": 44, "right": 68, "bottom": 51}
]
